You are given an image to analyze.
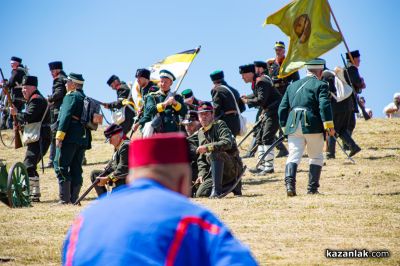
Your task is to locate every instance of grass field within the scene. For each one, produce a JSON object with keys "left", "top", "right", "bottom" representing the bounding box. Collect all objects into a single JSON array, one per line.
[{"left": 0, "top": 118, "right": 399, "bottom": 265}]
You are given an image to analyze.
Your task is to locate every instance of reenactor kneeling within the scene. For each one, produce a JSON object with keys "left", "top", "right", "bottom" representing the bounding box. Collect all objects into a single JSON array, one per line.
[
  {"left": 90, "top": 124, "right": 129, "bottom": 197},
  {"left": 194, "top": 102, "right": 244, "bottom": 198}
]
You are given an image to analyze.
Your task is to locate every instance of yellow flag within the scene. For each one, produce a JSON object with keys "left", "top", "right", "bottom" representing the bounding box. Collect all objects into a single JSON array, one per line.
[{"left": 264, "top": 0, "right": 342, "bottom": 78}]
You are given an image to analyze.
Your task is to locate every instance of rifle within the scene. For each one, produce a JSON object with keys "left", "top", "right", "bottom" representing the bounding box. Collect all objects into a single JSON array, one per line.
[
  {"left": 238, "top": 115, "right": 264, "bottom": 147},
  {"left": 0, "top": 68, "right": 23, "bottom": 149},
  {"left": 73, "top": 160, "right": 114, "bottom": 205},
  {"left": 340, "top": 55, "right": 370, "bottom": 120}
]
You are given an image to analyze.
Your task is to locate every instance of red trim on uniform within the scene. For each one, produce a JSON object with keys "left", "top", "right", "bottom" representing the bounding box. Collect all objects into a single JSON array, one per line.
[
  {"left": 65, "top": 216, "right": 84, "bottom": 266},
  {"left": 165, "top": 216, "right": 220, "bottom": 266}
]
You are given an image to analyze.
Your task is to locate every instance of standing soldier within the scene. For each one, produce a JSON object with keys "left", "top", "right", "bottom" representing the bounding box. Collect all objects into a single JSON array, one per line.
[
  {"left": 103, "top": 75, "right": 136, "bottom": 134},
  {"left": 55, "top": 73, "right": 92, "bottom": 204},
  {"left": 210, "top": 70, "right": 246, "bottom": 137},
  {"left": 135, "top": 68, "right": 158, "bottom": 110},
  {"left": 181, "top": 88, "right": 201, "bottom": 111},
  {"left": 278, "top": 58, "right": 335, "bottom": 196},
  {"left": 134, "top": 70, "right": 187, "bottom": 133},
  {"left": 6, "top": 56, "right": 27, "bottom": 115},
  {"left": 10, "top": 76, "right": 51, "bottom": 202},
  {"left": 240, "top": 64, "right": 281, "bottom": 175},
  {"left": 195, "top": 102, "right": 243, "bottom": 198},
  {"left": 46, "top": 61, "right": 67, "bottom": 168},
  {"left": 90, "top": 124, "right": 129, "bottom": 197}
]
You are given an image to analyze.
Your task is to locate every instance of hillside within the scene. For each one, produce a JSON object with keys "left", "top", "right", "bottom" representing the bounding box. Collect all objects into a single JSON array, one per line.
[{"left": 0, "top": 118, "right": 399, "bottom": 265}]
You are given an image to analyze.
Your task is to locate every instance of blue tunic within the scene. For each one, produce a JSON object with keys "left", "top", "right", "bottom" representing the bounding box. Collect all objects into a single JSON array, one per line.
[{"left": 62, "top": 178, "right": 258, "bottom": 266}]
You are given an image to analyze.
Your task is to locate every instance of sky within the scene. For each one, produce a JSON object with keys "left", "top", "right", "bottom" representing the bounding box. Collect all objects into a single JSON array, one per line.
[{"left": 1, "top": 0, "right": 399, "bottom": 121}]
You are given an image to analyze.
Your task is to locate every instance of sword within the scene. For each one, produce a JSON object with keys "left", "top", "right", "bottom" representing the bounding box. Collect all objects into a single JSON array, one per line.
[
  {"left": 255, "top": 136, "right": 285, "bottom": 169},
  {"left": 333, "top": 135, "right": 355, "bottom": 164},
  {"left": 238, "top": 116, "right": 264, "bottom": 147}
]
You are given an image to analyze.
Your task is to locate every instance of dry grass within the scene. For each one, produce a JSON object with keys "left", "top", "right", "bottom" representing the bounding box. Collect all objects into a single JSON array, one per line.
[{"left": 0, "top": 119, "right": 399, "bottom": 265}]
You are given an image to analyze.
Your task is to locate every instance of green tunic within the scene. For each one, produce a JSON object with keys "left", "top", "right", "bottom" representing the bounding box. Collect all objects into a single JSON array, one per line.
[{"left": 278, "top": 75, "right": 334, "bottom": 135}]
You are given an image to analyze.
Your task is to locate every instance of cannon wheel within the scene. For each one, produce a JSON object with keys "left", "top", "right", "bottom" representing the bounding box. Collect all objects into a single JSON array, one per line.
[
  {"left": 7, "top": 162, "right": 31, "bottom": 208},
  {"left": 0, "top": 128, "right": 15, "bottom": 148}
]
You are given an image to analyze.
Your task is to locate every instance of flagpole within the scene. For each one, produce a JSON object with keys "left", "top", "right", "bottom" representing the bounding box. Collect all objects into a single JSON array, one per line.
[
  {"left": 172, "top": 45, "right": 201, "bottom": 95},
  {"left": 326, "top": 0, "right": 356, "bottom": 65}
]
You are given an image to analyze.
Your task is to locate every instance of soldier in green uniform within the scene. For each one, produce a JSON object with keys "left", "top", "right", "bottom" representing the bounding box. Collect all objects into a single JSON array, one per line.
[
  {"left": 240, "top": 64, "right": 281, "bottom": 175},
  {"left": 90, "top": 124, "right": 129, "bottom": 197},
  {"left": 46, "top": 61, "right": 67, "bottom": 168},
  {"left": 210, "top": 70, "right": 246, "bottom": 137},
  {"left": 10, "top": 76, "right": 51, "bottom": 202},
  {"left": 135, "top": 69, "right": 187, "bottom": 134},
  {"left": 54, "top": 73, "right": 92, "bottom": 204},
  {"left": 181, "top": 88, "right": 201, "bottom": 111},
  {"left": 195, "top": 102, "right": 243, "bottom": 198},
  {"left": 182, "top": 111, "right": 201, "bottom": 196},
  {"left": 103, "top": 75, "right": 136, "bottom": 134},
  {"left": 278, "top": 58, "right": 335, "bottom": 196}
]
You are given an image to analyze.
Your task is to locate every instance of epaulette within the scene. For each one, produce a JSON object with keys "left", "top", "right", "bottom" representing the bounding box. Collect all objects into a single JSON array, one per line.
[
  {"left": 30, "top": 94, "right": 42, "bottom": 100},
  {"left": 266, "top": 58, "right": 275, "bottom": 64}
]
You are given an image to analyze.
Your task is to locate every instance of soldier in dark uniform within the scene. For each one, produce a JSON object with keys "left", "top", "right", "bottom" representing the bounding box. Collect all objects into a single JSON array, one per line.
[
  {"left": 181, "top": 89, "right": 200, "bottom": 111},
  {"left": 103, "top": 75, "right": 136, "bottom": 134},
  {"left": 210, "top": 70, "right": 246, "bottom": 137},
  {"left": 278, "top": 59, "right": 335, "bottom": 196},
  {"left": 7, "top": 57, "right": 27, "bottom": 115},
  {"left": 344, "top": 50, "right": 366, "bottom": 139},
  {"left": 195, "top": 102, "right": 243, "bottom": 198},
  {"left": 135, "top": 68, "right": 158, "bottom": 108},
  {"left": 240, "top": 64, "right": 281, "bottom": 175},
  {"left": 46, "top": 61, "right": 67, "bottom": 168},
  {"left": 54, "top": 73, "right": 92, "bottom": 204},
  {"left": 10, "top": 76, "right": 51, "bottom": 202},
  {"left": 136, "top": 69, "right": 187, "bottom": 133},
  {"left": 90, "top": 124, "right": 129, "bottom": 197},
  {"left": 322, "top": 67, "right": 361, "bottom": 159},
  {"left": 182, "top": 111, "right": 201, "bottom": 196}
]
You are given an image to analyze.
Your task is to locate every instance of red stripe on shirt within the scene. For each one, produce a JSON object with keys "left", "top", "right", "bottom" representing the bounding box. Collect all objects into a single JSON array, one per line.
[
  {"left": 65, "top": 216, "right": 84, "bottom": 266},
  {"left": 165, "top": 216, "right": 220, "bottom": 266}
]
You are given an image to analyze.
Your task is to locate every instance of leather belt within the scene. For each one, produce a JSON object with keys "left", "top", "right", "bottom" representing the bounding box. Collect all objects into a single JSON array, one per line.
[
  {"left": 224, "top": 110, "right": 238, "bottom": 115},
  {"left": 72, "top": 115, "right": 80, "bottom": 121}
]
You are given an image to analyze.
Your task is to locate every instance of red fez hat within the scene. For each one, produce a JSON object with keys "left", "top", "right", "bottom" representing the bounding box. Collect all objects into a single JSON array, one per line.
[{"left": 129, "top": 133, "right": 189, "bottom": 168}]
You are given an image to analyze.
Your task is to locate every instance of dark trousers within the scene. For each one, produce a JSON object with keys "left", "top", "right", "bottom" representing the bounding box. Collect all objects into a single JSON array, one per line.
[
  {"left": 90, "top": 170, "right": 125, "bottom": 197},
  {"left": 347, "top": 113, "right": 356, "bottom": 135},
  {"left": 24, "top": 136, "right": 51, "bottom": 177},
  {"left": 54, "top": 143, "right": 86, "bottom": 187},
  {"left": 221, "top": 113, "right": 240, "bottom": 137},
  {"left": 120, "top": 107, "right": 135, "bottom": 135},
  {"left": 256, "top": 113, "right": 279, "bottom": 145},
  {"left": 49, "top": 112, "right": 59, "bottom": 162}
]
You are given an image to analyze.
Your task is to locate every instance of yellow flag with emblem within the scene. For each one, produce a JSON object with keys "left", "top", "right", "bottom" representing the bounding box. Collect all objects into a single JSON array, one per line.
[{"left": 264, "top": 0, "right": 342, "bottom": 78}]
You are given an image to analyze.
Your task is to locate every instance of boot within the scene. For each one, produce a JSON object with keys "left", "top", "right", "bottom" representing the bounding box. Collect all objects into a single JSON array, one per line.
[
  {"left": 325, "top": 136, "right": 336, "bottom": 159},
  {"left": 209, "top": 160, "right": 224, "bottom": 198},
  {"left": 307, "top": 164, "right": 322, "bottom": 194},
  {"left": 249, "top": 145, "right": 265, "bottom": 174},
  {"left": 29, "top": 176, "right": 41, "bottom": 202},
  {"left": 58, "top": 181, "right": 71, "bottom": 204},
  {"left": 285, "top": 163, "right": 297, "bottom": 197},
  {"left": 340, "top": 131, "right": 361, "bottom": 157},
  {"left": 257, "top": 145, "right": 274, "bottom": 175},
  {"left": 71, "top": 184, "right": 82, "bottom": 205},
  {"left": 243, "top": 137, "right": 257, "bottom": 158},
  {"left": 232, "top": 180, "right": 242, "bottom": 196},
  {"left": 276, "top": 142, "right": 289, "bottom": 158}
]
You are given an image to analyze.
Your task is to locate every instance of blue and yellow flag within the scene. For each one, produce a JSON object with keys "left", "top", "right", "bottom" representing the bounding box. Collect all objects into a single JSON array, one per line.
[{"left": 264, "top": 0, "right": 342, "bottom": 78}]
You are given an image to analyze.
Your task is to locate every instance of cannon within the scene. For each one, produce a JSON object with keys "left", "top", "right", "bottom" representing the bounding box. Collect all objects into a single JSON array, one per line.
[{"left": 0, "top": 161, "right": 31, "bottom": 208}]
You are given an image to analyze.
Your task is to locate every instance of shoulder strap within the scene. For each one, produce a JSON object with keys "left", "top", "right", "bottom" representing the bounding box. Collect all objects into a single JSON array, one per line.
[
  {"left": 290, "top": 79, "right": 312, "bottom": 107},
  {"left": 220, "top": 85, "right": 241, "bottom": 114}
]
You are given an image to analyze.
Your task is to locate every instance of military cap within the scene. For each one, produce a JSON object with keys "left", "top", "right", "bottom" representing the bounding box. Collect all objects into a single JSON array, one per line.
[
  {"left": 210, "top": 70, "right": 224, "bottom": 82},
  {"left": 305, "top": 58, "right": 326, "bottom": 70},
  {"left": 197, "top": 101, "right": 214, "bottom": 113},
  {"left": 22, "top": 76, "right": 38, "bottom": 87},
  {"left": 346, "top": 50, "right": 360, "bottom": 60},
  {"left": 159, "top": 69, "right": 176, "bottom": 81},
  {"left": 135, "top": 68, "right": 151, "bottom": 79},
  {"left": 67, "top": 73, "right": 85, "bottom": 84},
  {"left": 107, "top": 75, "right": 119, "bottom": 86},
  {"left": 181, "top": 89, "right": 194, "bottom": 99},
  {"left": 104, "top": 124, "right": 123, "bottom": 142},
  {"left": 239, "top": 64, "right": 255, "bottom": 74},
  {"left": 254, "top": 61, "right": 267, "bottom": 69},
  {"left": 182, "top": 110, "right": 199, "bottom": 125},
  {"left": 274, "top": 41, "right": 285, "bottom": 49},
  {"left": 48, "top": 61, "right": 63, "bottom": 70},
  {"left": 129, "top": 133, "right": 189, "bottom": 168},
  {"left": 10, "top": 56, "right": 22, "bottom": 63}
]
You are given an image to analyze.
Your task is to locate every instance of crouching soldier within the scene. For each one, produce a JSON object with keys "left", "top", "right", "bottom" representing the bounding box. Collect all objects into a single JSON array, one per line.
[
  {"left": 195, "top": 102, "right": 244, "bottom": 198},
  {"left": 90, "top": 124, "right": 129, "bottom": 197},
  {"left": 10, "top": 76, "right": 51, "bottom": 202}
]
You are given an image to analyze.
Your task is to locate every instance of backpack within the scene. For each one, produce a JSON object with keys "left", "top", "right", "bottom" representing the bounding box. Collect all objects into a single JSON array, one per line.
[
  {"left": 330, "top": 67, "right": 353, "bottom": 102},
  {"left": 81, "top": 97, "right": 102, "bottom": 130}
]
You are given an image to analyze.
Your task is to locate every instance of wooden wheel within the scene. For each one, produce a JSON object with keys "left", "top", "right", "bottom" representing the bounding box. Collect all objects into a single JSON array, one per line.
[{"left": 7, "top": 162, "right": 31, "bottom": 208}]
